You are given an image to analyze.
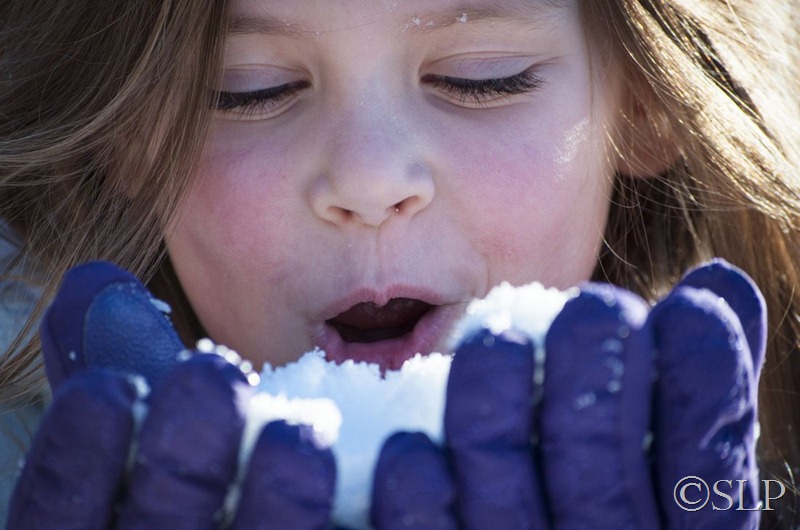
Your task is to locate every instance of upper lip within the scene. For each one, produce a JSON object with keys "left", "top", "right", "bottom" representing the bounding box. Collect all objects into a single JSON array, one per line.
[{"left": 319, "top": 285, "right": 453, "bottom": 321}]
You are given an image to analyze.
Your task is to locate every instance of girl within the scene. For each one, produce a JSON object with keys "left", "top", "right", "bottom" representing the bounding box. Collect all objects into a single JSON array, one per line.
[{"left": 2, "top": 0, "right": 799, "bottom": 527}]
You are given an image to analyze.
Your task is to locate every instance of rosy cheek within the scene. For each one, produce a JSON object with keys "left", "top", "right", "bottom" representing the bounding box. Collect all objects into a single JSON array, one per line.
[
  {"left": 188, "top": 145, "right": 286, "bottom": 254},
  {"left": 450, "top": 124, "right": 606, "bottom": 286}
]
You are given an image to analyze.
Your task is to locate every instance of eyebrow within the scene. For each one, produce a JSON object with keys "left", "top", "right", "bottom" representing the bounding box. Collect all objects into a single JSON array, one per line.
[
  {"left": 228, "top": 13, "right": 310, "bottom": 38},
  {"left": 227, "top": 1, "right": 562, "bottom": 37}
]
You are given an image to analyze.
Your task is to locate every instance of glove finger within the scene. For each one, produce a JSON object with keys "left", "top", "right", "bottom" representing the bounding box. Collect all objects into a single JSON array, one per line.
[
  {"left": 650, "top": 286, "right": 761, "bottom": 528},
  {"left": 444, "top": 329, "right": 548, "bottom": 530},
  {"left": 40, "top": 261, "right": 185, "bottom": 391},
  {"left": 541, "top": 284, "right": 658, "bottom": 529},
  {"left": 677, "top": 259, "right": 767, "bottom": 372},
  {"left": 7, "top": 370, "right": 136, "bottom": 529},
  {"left": 230, "top": 420, "right": 336, "bottom": 530},
  {"left": 116, "top": 354, "right": 248, "bottom": 530},
  {"left": 371, "top": 431, "right": 457, "bottom": 530}
]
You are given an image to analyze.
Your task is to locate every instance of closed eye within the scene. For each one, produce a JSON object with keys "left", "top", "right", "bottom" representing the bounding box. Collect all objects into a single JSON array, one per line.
[
  {"left": 422, "top": 70, "right": 545, "bottom": 107},
  {"left": 212, "top": 80, "right": 310, "bottom": 118},
  {"left": 211, "top": 70, "right": 544, "bottom": 118}
]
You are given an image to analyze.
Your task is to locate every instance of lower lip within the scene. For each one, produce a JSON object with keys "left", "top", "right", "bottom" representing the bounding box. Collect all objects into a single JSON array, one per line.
[{"left": 316, "top": 304, "right": 463, "bottom": 371}]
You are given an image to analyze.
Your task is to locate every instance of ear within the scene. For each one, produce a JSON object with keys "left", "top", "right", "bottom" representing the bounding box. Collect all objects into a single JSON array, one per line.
[{"left": 611, "top": 75, "right": 681, "bottom": 179}]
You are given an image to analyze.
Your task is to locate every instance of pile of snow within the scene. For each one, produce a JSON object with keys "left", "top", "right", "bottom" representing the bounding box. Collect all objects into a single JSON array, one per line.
[
  {"left": 246, "top": 351, "right": 451, "bottom": 528},
  {"left": 231, "top": 281, "right": 573, "bottom": 528},
  {"left": 450, "top": 281, "right": 573, "bottom": 349}
]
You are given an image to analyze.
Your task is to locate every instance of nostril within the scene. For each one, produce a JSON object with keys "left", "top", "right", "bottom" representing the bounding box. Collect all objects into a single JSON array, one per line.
[
  {"left": 310, "top": 164, "right": 435, "bottom": 227},
  {"left": 330, "top": 206, "right": 390, "bottom": 227},
  {"left": 331, "top": 207, "right": 353, "bottom": 221},
  {"left": 391, "top": 196, "right": 424, "bottom": 217}
]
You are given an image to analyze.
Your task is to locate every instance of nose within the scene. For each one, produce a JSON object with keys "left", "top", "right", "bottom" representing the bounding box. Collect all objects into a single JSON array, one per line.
[{"left": 309, "top": 100, "right": 435, "bottom": 228}]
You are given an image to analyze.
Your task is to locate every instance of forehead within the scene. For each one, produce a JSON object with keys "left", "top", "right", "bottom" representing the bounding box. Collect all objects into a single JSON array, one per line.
[{"left": 228, "top": 0, "right": 571, "bottom": 36}]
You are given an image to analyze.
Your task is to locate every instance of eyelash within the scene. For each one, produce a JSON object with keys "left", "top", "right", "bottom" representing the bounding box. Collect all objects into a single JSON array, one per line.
[
  {"left": 212, "top": 71, "right": 544, "bottom": 117},
  {"left": 214, "top": 81, "right": 310, "bottom": 117},
  {"left": 422, "top": 71, "right": 545, "bottom": 106}
]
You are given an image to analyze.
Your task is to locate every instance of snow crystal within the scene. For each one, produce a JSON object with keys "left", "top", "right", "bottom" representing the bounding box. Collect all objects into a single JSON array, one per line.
[
  {"left": 126, "top": 375, "right": 150, "bottom": 472},
  {"left": 148, "top": 297, "right": 172, "bottom": 315},
  {"left": 573, "top": 391, "right": 597, "bottom": 410}
]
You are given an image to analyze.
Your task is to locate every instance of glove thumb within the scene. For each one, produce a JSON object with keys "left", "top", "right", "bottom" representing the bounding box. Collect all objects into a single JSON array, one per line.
[{"left": 40, "top": 261, "right": 186, "bottom": 391}]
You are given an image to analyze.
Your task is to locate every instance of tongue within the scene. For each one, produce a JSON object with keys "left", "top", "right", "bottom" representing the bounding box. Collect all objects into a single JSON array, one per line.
[{"left": 328, "top": 298, "right": 432, "bottom": 343}]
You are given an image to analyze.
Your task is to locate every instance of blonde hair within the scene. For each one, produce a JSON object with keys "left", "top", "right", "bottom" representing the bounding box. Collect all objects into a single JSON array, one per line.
[
  {"left": 583, "top": 1, "right": 800, "bottom": 525},
  {"left": 2, "top": 0, "right": 799, "bottom": 525},
  {"left": 0, "top": 0, "right": 229, "bottom": 403}
]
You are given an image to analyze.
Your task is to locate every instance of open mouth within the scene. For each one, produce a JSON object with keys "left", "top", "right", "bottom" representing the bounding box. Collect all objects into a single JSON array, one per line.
[
  {"left": 317, "top": 293, "right": 462, "bottom": 371},
  {"left": 326, "top": 298, "right": 434, "bottom": 343}
]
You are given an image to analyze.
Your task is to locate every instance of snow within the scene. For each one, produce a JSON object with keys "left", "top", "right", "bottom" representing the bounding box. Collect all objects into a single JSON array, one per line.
[
  {"left": 246, "top": 350, "right": 452, "bottom": 528},
  {"left": 449, "top": 281, "right": 573, "bottom": 348},
  {"left": 115, "top": 280, "right": 574, "bottom": 527},
  {"left": 230, "top": 280, "right": 573, "bottom": 527}
]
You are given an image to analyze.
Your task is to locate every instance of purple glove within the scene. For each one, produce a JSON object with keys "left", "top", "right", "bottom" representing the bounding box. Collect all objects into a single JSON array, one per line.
[
  {"left": 38, "top": 261, "right": 184, "bottom": 390},
  {"left": 372, "top": 259, "right": 765, "bottom": 529},
  {"left": 8, "top": 261, "right": 336, "bottom": 530}
]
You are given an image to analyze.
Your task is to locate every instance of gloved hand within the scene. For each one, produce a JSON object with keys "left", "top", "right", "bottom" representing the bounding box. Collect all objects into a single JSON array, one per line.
[
  {"left": 7, "top": 261, "right": 336, "bottom": 530},
  {"left": 372, "top": 259, "right": 765, "bottom": 529}
]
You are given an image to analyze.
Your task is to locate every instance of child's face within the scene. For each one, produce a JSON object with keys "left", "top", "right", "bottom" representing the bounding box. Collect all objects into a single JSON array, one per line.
[{"left": 166, "top": 0, "right": 626, "bottom": 370}]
